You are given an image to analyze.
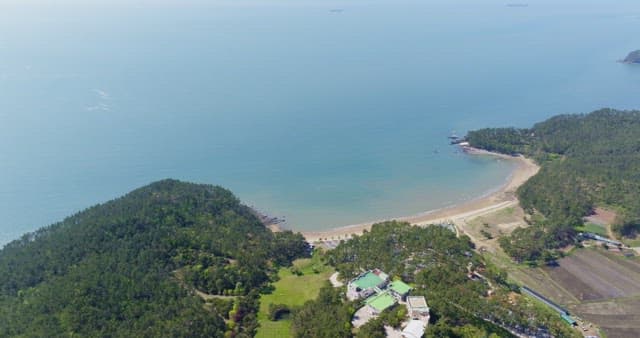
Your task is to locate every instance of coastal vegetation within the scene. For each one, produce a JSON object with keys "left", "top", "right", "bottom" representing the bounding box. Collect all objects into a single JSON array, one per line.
[
  {"left": 0, "top": 180, "right": 309, "bottom": 337},
  {"left": 294, "top": 221, "right": 578, "bottom": 337},
  {"left": 467, "top": 109, "right": 640, "bottom": 262}
]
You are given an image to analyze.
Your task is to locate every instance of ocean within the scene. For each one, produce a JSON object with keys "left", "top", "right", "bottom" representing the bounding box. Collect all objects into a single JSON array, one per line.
[{"left": 1, "top": 0, "right": 639, "bottom": 246}]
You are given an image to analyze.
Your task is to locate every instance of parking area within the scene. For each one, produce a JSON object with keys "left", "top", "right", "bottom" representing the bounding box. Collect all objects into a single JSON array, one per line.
[{"left": 352, "top": 306, "right": 375, "bottom": 328}]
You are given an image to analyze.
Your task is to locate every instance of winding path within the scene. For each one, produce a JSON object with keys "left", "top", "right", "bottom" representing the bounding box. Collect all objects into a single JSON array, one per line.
[{"left": 330, "top": 272, "right": 343, "bottom": 287}]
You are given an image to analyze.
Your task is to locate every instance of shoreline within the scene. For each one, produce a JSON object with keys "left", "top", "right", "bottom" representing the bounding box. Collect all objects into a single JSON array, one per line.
[{"left": 299, "top": 147, "right": 540, "bottom": 242}]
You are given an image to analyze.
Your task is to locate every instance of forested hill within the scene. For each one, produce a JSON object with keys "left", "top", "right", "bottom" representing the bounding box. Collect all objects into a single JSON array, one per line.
[
  {"left": 466, "top": 109, "right": 640, "bottom": 260},
  {"left": 0, "top": 179, "right": 309, "bottom": 337}
]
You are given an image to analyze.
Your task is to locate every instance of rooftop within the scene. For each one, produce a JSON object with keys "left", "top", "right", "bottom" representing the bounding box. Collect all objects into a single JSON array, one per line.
[
  {"left": 389, "top": 280, "right": 412, "bottom": 295},
  {"left": 365, "top": 291, "right": 396, "bottom": 312},
  {"left": 561, "top": 314, "right": 576, "bottom": 325},
  {"left": 352, "top": 271, "right": 384, "bottom": 290},
  {"left": 402, "top": 319, "right": 426, "bottom": 338},
  {"left": 407, "top": 296, "right": 429, "bottom": 310},
  {"left": 372, "top": 268, "right": 389, "bottom": 281}
]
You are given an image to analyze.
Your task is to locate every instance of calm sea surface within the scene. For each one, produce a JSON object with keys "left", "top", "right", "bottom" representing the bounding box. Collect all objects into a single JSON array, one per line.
[{"left": 1, "top": 0, "right": 639, "bottom": 246}]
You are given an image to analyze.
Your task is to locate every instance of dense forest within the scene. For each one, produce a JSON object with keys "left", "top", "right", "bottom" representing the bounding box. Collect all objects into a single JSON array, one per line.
[
  {"left": 467, "top": 109, "right": 640, "bottom": 262},
  {"left": 0, "top": 179, "right": 309, "bottom": 337},
  {"left": 291, "top": 283, "right": 355, "bottom": 338},
  {"left": 292, "top": 221, "right": 578, "bottom": 338}
]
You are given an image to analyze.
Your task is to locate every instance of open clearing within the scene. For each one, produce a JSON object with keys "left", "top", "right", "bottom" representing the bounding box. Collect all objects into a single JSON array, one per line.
[
  {"left": 255, "top": 255, "right": 334, "bottom": 338},
  {"left": 462, "top": 205, "right": 527, "bottom": 254},
  {"left": 584, "top": 207, "right": 617, "bottom": 227},
  {"left": 576, "top": 223, "right": 608, "bottom": 237}
]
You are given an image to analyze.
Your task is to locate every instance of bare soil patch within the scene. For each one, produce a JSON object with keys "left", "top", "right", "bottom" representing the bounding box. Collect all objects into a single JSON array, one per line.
[
  {"left": 460, "top": 206, "right": 528, "bottom": 254},
  {"left": 543, "top": 264, "right": 602, "bottom": 301},
  {"left": 585, "top": 207, "right": 617, "bottom": 226}
]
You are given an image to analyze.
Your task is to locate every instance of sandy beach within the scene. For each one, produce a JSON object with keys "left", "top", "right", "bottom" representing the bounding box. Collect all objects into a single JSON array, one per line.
[{"left": 300, "top": 148, "right": 540, "bottom": 242}]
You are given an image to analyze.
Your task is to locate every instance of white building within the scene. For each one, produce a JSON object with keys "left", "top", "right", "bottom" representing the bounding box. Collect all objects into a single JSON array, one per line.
[
  {"left": 402, "top": 319, "right": 426, "bottom": 338},
  {"left": 406, "top": 296, "right": 430, "bottom": 321}
]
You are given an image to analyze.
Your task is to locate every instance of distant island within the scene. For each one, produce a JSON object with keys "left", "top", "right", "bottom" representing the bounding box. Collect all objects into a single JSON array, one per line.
[
  {"left": 621, "top": 50, "right": 640, "bottom": 64},
  {"left": 506, "top": 3, "right": 529, "bottom": 8}
]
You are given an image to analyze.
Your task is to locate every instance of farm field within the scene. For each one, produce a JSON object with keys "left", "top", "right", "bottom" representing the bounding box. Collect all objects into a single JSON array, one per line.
[
  {"left": 255, "top": 255, "right": 334, "bottom": 338},
  {"left": 560, "top": 250, "right": 640, "bottom": 338},
  {"left": 545, "top": 249, "right": 640, "bottom": 301},
  {"left": 571, "top": 297, "right": 640, "bottom": 338},
  {"left": 464, "top": 205, "right": 640, "bottom": 337},
  {"left": 509, "top": 248, "right": 640, "bottom": 338}
]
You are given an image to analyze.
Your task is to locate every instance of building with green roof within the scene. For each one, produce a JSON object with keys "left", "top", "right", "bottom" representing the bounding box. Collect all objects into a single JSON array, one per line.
[
  {"left": 347, "top": 269, "right": 389, "bottom": 300},
  {"left": 561, "top": 314, "right": 577, "bottom": 326},
  {"left": 388, "top": 280, "right": 412, "bottom": 300},
  {"left": 365, "top": 291, "right": 397, "bottom": 314},
  {"left": 354, "top": 272, "right": 383, "bottom": 290}
]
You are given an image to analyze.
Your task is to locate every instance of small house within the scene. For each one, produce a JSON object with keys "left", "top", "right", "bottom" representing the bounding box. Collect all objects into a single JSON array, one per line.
[
  {"left": 407, "top": 296, "right": 430, "bottom": 320},
  {"left": 402, "top": 319, "right": 426, "bottom": 338}
]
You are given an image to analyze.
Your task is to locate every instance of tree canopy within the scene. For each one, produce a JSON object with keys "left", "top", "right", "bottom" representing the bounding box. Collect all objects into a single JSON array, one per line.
[
  {"left": 467, "top": 109, "right": 640, "bottom": 260},
  {"left": 0, "top": 179, "right": 309, "bottom": 337}
]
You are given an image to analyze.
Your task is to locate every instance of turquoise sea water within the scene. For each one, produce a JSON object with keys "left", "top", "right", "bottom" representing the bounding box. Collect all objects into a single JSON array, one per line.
[{"left": 1, "top": 0, "right": 640, "bottom": 246}]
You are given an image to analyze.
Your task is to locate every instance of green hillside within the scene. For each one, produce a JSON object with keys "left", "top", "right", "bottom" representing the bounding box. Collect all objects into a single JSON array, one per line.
[{"left": 0, "top": 179, "right": 308, "bottom": 337}]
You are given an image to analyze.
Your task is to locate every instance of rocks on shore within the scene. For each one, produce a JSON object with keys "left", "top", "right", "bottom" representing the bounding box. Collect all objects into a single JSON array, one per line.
[{"left": 251, "top": 207, "right": 286, "bottom": 227}]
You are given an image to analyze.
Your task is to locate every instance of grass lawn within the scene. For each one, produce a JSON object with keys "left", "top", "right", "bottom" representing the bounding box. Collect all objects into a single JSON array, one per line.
[
  {"left": 255, "top": 254, "right": 335, "bottom": 338},
  {"left": 576, "top": 223, "right": 607, "bottom": 237}
]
